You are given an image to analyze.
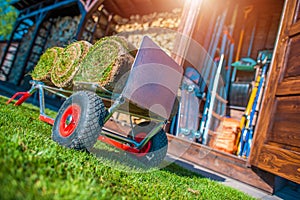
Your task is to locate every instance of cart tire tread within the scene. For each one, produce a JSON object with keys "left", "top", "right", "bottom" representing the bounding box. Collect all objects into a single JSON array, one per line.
[
  {"left": 132, "top": 122, "right": 168, "bottom": 168},
  {"left": 52, "top": 91, "right": 106, "bottom": 150}
]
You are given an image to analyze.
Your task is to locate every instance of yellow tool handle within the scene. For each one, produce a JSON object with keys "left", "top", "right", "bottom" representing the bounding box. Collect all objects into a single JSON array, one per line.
[
  {"left": 235, "top": 75, "right": 261, "bottom": 154},
  {"left": 235, "top": 5, "right": 254, "bottom": 62}
]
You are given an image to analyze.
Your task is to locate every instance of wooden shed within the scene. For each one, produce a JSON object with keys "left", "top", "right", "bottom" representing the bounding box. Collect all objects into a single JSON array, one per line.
[
  {"left": 166, "top": 0, "right": 300, "bottom": 193},
  {"left": 103, "top": 0, "right": 300, "bottom": 193},
  {"left": 0, "top": 0, "right": 299, "bottom": 194},
  {"left": 0, "top": 0, "right": 116, "bottom": 87}
]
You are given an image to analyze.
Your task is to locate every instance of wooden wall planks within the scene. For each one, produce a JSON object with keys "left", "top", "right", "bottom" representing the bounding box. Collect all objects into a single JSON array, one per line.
[
  {"left": 103, "top": 0, "right": 183, "bottom": 18},
  {"left": 256, "top": 145, "right": 300, "bottom": 184},
  {"left": 296, "top": 0, "right": 300, "bottom": 22},
  {"left": 269, "top": 96, "right": 300, "bottom": 147},
  {"left": 167, "top": 134, "right": 276, "bottom": 193},
  {"left": 250, "top": 0, "right": 300, "bottom": 185},
  {"left": 284, "top": 34, "right": 300, "bottom": 78},
  {"left": 277, "top": 79, "right": 300, "bottom": 95}
]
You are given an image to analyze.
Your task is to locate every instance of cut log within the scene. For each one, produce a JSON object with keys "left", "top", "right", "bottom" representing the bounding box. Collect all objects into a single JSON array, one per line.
[
  {"left": 45, "top": 15, "right": 81, "bottom": 49},
  {"left": 114, "top": 8, "right": 182, "bottom": 54},
  {"left": 209, "top": 117, "right": 240, "bottom": 154}
]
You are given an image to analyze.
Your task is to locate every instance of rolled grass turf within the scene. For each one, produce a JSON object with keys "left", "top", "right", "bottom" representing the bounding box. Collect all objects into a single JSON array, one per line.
[
  {"left": 50, "top": 40, "right": 92, "bottom": 88},
  {"left": 32, "top": 37, "right": 135, "bottom": 92},
  {"left": 74, "top": 36, "right": 135, "bottom": 93},
  {"left": 31, "top": 47, "right": 63, "bottom": 84}
]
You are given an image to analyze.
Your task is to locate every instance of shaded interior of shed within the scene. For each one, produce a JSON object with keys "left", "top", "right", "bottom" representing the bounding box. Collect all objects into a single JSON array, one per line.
[
  {"left": 188, "top": 0, "right": 284, "bottom": 109},
  {"left": 101, "top": 0, "right": 284, "bottom": 61},
  {"left": 93, "top": 0, "right": 285, "bottom": 127},
  {"left": 101, "top": 0, "right": 286, "bottom": 156},
  {"left": 178, "top": 0, "right": 285, "bottom": 154},
  {"left": 193, "top": 0, "right": 284, "bottom": 67}
]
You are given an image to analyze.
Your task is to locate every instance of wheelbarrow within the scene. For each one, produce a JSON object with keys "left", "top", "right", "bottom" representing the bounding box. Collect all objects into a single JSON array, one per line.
[{"left": 7, "top": 36, "right": 183, "bottom": 167}]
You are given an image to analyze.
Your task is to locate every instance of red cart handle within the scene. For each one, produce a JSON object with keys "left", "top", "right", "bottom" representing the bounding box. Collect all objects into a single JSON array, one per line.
[{"left": 6, "top": 91, "right": 32, "bottom": 106}]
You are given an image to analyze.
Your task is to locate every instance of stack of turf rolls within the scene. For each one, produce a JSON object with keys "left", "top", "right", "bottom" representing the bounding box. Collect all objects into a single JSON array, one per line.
[
  {"left": 31, "top": 47, "right": 63, "bottom": 85},
  {"left": 74, "top": 36, "right": 135, "bottom": 93},
  {"left": 31, "top": 36, "right": 135, "bottom": 93},
  {"left": 51, "top": 40, "right": 91, "bottom": 88}
]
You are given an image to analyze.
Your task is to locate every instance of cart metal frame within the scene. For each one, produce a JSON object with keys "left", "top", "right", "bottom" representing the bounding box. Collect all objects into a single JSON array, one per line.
[{"left": 7, "top": 36, "right": 183, "bottom": 157}]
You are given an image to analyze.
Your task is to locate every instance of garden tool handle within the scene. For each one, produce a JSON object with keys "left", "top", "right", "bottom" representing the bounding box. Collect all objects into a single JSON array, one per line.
[{"left": 243, "top": 5, "right": 254, "bottom": 19}]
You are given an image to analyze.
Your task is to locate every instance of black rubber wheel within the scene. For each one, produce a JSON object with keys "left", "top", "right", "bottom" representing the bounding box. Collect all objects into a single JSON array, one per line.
[
  {"left": 131, "top": 122, "right": 168, "bottom": 168},
  {"left": 52, "top": 91, "right": 106, "bottom": 150}
]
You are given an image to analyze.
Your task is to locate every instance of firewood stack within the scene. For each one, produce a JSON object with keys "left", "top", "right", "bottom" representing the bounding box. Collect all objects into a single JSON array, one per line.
[
  {"left": 8, "top": 25, "right": 36, "bottom": 84},
  {"left": 9, "top": 15, "right": 82, "bottom": 84},
  {"left": 208, "top": 117, "right": 240, "bottom": 154},
  {"left": 114, "top": 8, "right": 182, "bottom": 54},
  {"left": 45, "top": 15, "right": 81, "bottom": 48},
  {"left": 81, "top": 18, "right": 96, "bottom": 42}
]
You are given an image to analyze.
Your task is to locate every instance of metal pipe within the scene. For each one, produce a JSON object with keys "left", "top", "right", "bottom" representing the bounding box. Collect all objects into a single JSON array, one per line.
[
  {"left": 247, "top": 22, "right": 257, "bottom": 57},
  {"left": 43, "top": 88, "right": 69, "bottom": 99},
  {"left": 136, "top": 121, "right": 165, "bottom": 150},
  {"left": 102, "top": 121, "right": 164, "bottom": 150},
  {"left": 43, "top": 85, "right": 73, "bottom": 94},
  {"left": 38, "top": 83, "right": 45, "bottom": 115},
  {"left": 175, "top": 100, "right": 182, "bottom": 136},
  {"left": 102, "top": 128, "right": 139, "bottom": 147},
  {"left": 104, "top": 95, "right": 124, "bottom": 123},
  {"left": 201, "top": 8, "right": 228, "bottom": 93},
  {"left": 202, "top": 54, "right": 224, "bottom": 145}
]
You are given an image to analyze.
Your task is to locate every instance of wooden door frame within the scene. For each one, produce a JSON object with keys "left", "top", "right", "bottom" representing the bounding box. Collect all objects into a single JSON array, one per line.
[{"left": 250, "top": 0, "right": 300, "bottom": 184}]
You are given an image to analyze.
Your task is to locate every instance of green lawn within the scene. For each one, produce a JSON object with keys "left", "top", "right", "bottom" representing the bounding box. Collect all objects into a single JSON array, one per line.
[{"left": 0, "top": 96, "right": 254, "bottom": 200}]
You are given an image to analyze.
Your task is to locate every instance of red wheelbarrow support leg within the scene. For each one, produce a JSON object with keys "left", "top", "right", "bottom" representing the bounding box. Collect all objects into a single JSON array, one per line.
[
  {"left": 39, "top": 115, "right": 54, "bottom": 125},
  {"left": 6, "top": 81, "right": 56, "bottom": 125}
]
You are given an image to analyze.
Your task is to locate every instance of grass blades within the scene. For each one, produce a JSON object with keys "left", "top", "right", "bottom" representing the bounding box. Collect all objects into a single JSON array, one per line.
[
  {"left": 51, "top": 41, "right": 92, "bottom": 88},
  {"left": 0, "top": 96, "right": 254, "bottom": 200},
  {"left": 74, "top": 36, "right": 134, "bottom": 92},
  {"left": 31, "top": 47, "right": 63, "bottom": 83}
]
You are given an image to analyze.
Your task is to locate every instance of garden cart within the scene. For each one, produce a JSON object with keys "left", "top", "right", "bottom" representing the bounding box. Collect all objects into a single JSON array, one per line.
[{"left": 7, "top": 36, "right": 183, "bottom": 167}]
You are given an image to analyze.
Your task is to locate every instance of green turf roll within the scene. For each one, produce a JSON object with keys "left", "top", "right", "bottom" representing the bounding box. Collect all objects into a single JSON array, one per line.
[
  {"left": 51, "top": 41, "right": 92, "bottom": 88},
  {"left": 74, "top": 36, "right": 135, "bottom": 93},
  {"left": 31, "top": 47, "right": 63, "bottom": 84}
]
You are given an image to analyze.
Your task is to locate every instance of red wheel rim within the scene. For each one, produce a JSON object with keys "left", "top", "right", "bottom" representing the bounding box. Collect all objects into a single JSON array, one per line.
[
  {"left": 134, "top": 132, "right": 152, "bottom": 157},
  {"left": 59, "top": 104, "right": 81, "bottom": 137}
]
